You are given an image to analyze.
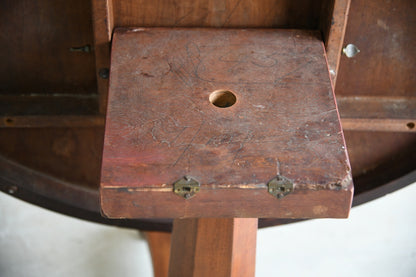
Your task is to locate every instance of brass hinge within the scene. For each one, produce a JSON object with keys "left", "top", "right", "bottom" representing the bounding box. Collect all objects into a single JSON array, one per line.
[
  {"left": 267, "top": 175, "right": 294, "bottom": 199},
  {"left": 173, "top": 176, "right": 200, "bottom": 199}
]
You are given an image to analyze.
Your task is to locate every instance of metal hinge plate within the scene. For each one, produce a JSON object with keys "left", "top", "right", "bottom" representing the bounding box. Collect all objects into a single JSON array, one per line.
[
  {"left": 173, "top": 176, "right": 200, "bottom": 199},
  {"left": 267, "top": 175, "right": 294, "bottom": 199}
]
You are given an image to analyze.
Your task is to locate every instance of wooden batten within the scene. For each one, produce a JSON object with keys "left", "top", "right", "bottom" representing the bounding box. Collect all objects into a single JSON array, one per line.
[{"left": 92, "top": 0, "right": 114, "bottom": 114}]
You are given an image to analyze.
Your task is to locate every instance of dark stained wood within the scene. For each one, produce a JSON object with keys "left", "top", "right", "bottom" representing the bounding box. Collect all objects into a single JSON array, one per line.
[
  {"left": 91, "top": 0, "right": 354, "bottom": 115},
  {"left": 338, "top": 96, "right": 416, "bottom": 119},
  {"left": 336, "top": 0, "right": 416, "bottom": 97},
  {"left": 168, "top": 218, "right": 257, "bottom": 277},
  {"left": 93, "top": 0, "right": 344, "bottom": 114},
  {"left": 338, "top": 96, "right": 416, "bottom": 132},
  {"left": 352, "top": 169, "right": 416, "bottom": 207},
  {"left": 0, "top": 95, "right": 98, "bottom": 116},
  {"left": 3, "top": 95, "right": 414, "bottom": 130},
  {"left": 91, "top": 0, "right": 114, "bottom": 114},
  {"left": 0, "top": 0, "right": 414, "bottom": 233},
  {"left": 343, "top": 131, "right": 416, "bottom": 178},
  {"left": 334, "top": 0, "right": 416, "bottom": 185},
  {"left": 101, "top": 28, "right": 353, "bottom": 218},
  {"left": 112, "top": 0, "right": 322, "bottom": 29},
  {"left": 0, "top": 0, "right": 96, "bottom": 95},
  {"left": 0, "top": 154, "right": 98, "bottom": 210},
  {"left": 341, "top": 118, "right": 416, "bottom": 132},
  {"left": 0, "top": 116, "right": 104, "bottom": 128},
  {"left": 352, "top": 143, "right": 416, "bottom": 196},
  {"left": 145, "top": 231, "right": 171, "bottom": 277},
  {"left": 0, "top": 154, "right": 173, "bottom": 231},
  {"left": 110, "top": 0, "right": 349, "bottom": 88},
  {"left": 0, "top": 128, "right": 104, "bottom": 189}
]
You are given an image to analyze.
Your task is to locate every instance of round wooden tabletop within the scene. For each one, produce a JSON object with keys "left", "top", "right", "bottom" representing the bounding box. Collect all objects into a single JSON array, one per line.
[{"left": 0, "top": 0, "right": 415, "bottom": 231}]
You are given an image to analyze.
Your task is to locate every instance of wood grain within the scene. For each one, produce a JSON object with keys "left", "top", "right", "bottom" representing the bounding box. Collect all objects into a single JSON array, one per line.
[
  {"left": 0, "top": 0, "right": 96, "bottom": 95},
  {"left": 0, "top": 94, "right": 98, "bottom": 116},
  {"left": 101, "top": 28, "right": 353, "bottom": 218},
  {"left": 343, "top": 131, "right": 416, "bottom": 178},
  {"left": 341, "top": 118, "right": 416, "bottom": 132},
  {"left": 0, "top": 0, "right": 414, "bottom": 232},
  {"left": 336, "top": 0, "right": 416, "bottom": 97},
  {"left": 338, "top": 96, "right": 416, "bottom": 132},
  {"left": 145, "top": 231, "right": 171, "bottom": 277},
  {"left": 321, "top": 0, "right": 351, "bottom": 84},
  {"left": 334, "top": 0, "right": 416, "bottom": 178},
  {"left": 0, "top": 116, "right": 104, "bottom": 128},
  {"left": 0, "top": 127, "right": 104, "bottom": 189},
  {"left": 168, "top": 218, "right": 257, "bottom": 277},
  {"left": 0, "top": 153, "right": 174, "bottom": 231},
  {"left": 91, "top": 0, "right": 114, "bottom": 114},
  {"left": 112, "top": 0, "right": 322, "bottom": 28}
]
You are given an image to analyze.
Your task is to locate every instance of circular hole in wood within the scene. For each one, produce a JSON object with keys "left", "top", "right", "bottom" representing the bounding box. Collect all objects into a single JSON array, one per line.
[
  {"left": 406, "top": 122, "right": 415, "bottom": 129},
  {"left": 209, "top": 90, "right": 237, "bottom": 108}
]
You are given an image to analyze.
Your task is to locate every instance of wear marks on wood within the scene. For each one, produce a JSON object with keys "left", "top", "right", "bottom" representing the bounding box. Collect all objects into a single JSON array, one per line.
[{"left": 101, "top": 28, "right": 352, "bottom": 218}]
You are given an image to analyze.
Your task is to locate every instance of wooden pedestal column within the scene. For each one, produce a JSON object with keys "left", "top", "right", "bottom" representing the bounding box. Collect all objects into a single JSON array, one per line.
[
  {"left": 145, "top": 231, "right": 172, "bottom": 277},
  {"left": 168, "top": 218, "right": 257, "bottom": 277}
]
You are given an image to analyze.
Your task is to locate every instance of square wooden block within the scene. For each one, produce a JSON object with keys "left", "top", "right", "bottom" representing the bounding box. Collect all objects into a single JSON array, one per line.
[{"left": 101, "top": 28, "right": 353, "bottom": 218}]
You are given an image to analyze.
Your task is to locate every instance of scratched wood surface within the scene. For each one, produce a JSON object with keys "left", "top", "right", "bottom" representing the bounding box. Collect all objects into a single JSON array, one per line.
[
  {"left": 93, "top": 0, "right": 346, "bottom": 116},
  {"left": 100, "top": 28, "right": 353, "bottom": 218},
  {"left": 0, "top": 0, "right": 414, "bottom": 229}
]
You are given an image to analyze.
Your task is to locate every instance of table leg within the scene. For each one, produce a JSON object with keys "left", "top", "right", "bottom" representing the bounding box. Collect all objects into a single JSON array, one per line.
[
  {"left": 145, "top": 231, "right": 172, "bottom": 277},
  {"left": 168, "top": 218, "right": 257, "bottom": 277}
]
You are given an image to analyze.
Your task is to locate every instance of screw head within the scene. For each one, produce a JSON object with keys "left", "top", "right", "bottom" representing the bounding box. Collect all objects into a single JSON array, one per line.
[
  {"left": 98, "top": 68, "right": 109, "bottom": 79},
  {"left": 267, "top": 175, "right": 294, "bottom": 199},
  {"left": 7, "top": 185, "right": 18, "bottom": 194},
  {"left": 343, "top": 44, "right": 360, "bottom": 58}
]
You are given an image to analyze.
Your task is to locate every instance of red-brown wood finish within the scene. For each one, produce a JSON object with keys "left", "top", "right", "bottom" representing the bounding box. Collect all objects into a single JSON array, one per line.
[
  {"left": 145, "top": 231, "right": 171, "bottom": 277},
  {"left": 321, "top": 0, "right": 351, "bottom": 84},
  {"left": 112, "top": 0, "right": 323, "bottom": 28},
  {"left": 168, "top": 218, "right": 257, "bottom": 277},
  {"left": 0, "top": 0, "right": 414, "bottom": 232},
  {"left": 100, "top": 28, "right": 353, "bottom": 218},
  {"left": 336, "top": 0, "right": 416, "bottom": 178}
]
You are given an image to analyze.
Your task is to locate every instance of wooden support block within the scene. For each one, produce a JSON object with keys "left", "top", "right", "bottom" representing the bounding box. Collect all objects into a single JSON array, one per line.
[
  {"left": 100, "top": 28, "right": 353, "bottom": 218},
  {"left": 168, "top": 218, "right": 257, "bottom": 277}
]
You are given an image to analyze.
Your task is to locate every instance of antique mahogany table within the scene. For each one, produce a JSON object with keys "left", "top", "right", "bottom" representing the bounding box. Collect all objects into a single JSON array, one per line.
[{"left": 1, "top": 1, "right": 415, "bottom": 276}]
